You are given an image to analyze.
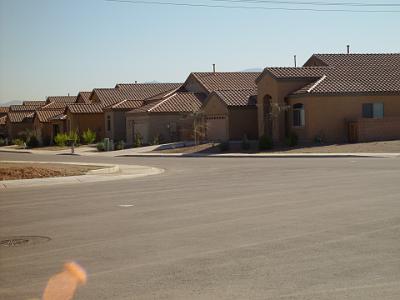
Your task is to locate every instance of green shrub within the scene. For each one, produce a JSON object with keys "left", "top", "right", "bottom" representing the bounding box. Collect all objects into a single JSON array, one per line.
[
  {"left": 134, "top": 133, "right": 142, "bottom": 148},
  {"left": 115, "top": 140, "right": 125, "bottom": 151},
  {"left": 219, "top": 141, "right": 230, "bottom": 152},
  {"left": 0, "top": 138, "right": 5, "bottom": 146},
  {"left": 82, "top": 129, "right": 96, "bottom": 144},
  {"left": 68, "top": 131, "right": 79, "bottom": 145},
  {"left": 285, "top": 132, "right": 299, "bottom": 147},
  {"left": 12, "top": 138, "right": 25, "bottom": 147},
  {"left": 241, "top": 134, "right": 251, "bottom": 151},
  {"left": 54, "top": 133, "right": 69, "bottom": 146},
  {"left": 96, "top": 141, "right": 105, "bottom": 152},
  {"left": 259, "top": 135, "right": 273, "bottom": 150},
  {"left": 26, "top": 135, "right": 39, "bottom": 148}
]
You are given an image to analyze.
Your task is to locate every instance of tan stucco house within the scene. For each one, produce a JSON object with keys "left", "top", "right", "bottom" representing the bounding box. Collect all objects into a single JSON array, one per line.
[
  {"left": 103, "top": 83, "right": 181, "bottom": 142},
  {"left": 257, "top": 53, "right": 400, "bottom": 144},
  {"left": 33, "top": 109, "right": 65, "bottom": 145}
]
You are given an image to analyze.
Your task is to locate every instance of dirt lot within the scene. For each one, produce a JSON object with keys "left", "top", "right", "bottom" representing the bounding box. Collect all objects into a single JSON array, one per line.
[
  {"left": 0, "top": 163, "right": 99, "bottom": 181},
  {"left": 157, "top": 140, "right": 400, "bottom": 154}
]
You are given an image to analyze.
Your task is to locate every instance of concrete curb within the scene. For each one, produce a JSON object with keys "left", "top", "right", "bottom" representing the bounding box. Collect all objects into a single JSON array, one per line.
[
  {"left": 117, "top": 152, "right": 400, "bottom": 159},
  {"left": 0, "top": 161, "right": 163, "bottom": 189}
]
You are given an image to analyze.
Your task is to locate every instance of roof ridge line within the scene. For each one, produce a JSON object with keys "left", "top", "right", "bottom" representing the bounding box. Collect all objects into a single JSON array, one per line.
[
  {"left": 148, "top": 93, "right": 176, "bottom": 112},
  {"left": 307, "top": 75, "right": 327, "bottom": 93}
]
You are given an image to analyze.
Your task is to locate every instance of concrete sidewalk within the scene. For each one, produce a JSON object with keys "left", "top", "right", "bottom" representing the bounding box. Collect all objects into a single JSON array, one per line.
[
  {"left": 0, "top": 161, "right": 164, "bottom": 189},
  {"left": 1, "top": 145, "right": 399, "bottom": 159}
]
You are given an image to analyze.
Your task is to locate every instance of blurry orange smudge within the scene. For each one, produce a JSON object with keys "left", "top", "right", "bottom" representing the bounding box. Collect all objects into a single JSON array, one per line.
[{"left": 42, "top": 262, "right": 87, "bottom": 300}]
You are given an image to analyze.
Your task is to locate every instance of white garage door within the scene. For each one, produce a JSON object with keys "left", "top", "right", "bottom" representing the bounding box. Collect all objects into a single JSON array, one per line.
[{"left": 206, "top": 115, "right": 228, "bottom": 142}]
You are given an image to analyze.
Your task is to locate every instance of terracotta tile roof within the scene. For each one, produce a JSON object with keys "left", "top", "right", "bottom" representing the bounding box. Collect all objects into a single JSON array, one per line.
[
  {"left": 214, "top": 89, "right": 257, "bottom": 107},
  {"left": 0, "top": 107, "right": 9, "bottom": 113},
  {"left": 9, "top": 105, "right": 38, "bottom": 112},
  {"left": 46, "top": 96, "right": 77, "bottom": 103},
  {"left": 92, "top": 83, "right": 182, "bottom": 108},
  {"left": 77, "top": 91, "right": 92, "bottom": 104},
  {"left": 262, "top": 67, "right": 330, "bottom": 80},
  {"left": 7, "top": 111, "right": 34, "bottom": 123},
  {"left": 130, "top": 92, "right": 205, "bottom": 114},
  {"left": 191, "top": 72, "right": 260, "bottom": 92},
  {"left": 0, "top": 116, "right": 6, "bottom": 125},
  {"left": 67, "top": 104, "right": 103, "bottom": 114},
  {"left": 22, "top": 101, "right": 46, "bottom": 106},
  {"left": 35, "top": 109, "right": 65, "bottom": 123},
  {"left": 91, "top": 88, "right": 126, "bottom": 108},
  {"left": 41, "top": 101, "right": 69, "bottom": 109},
  {"left": 116, "top": 83, "right": 182, "bottom": 100},
  {"left": 265, "top": 53, "right": 400, "bottom": 96},
  {"left": 110, "top": 100, "right": 145, "bottom": 110}
]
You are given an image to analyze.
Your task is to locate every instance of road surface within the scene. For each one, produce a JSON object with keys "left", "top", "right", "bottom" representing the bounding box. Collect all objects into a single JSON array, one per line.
[{"left": 1, "top": 152, "right": 400, "bottom": 299}]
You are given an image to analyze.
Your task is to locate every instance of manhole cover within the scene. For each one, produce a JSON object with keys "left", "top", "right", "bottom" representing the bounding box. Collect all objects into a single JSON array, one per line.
[{"left": 0, "top": 236, "right": 51, "bottom": 248}]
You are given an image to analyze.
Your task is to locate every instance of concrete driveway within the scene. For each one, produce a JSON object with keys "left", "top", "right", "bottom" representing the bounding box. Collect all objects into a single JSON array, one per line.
[{"left": 1, "top": 153, "right": 400, "bottom": 299}]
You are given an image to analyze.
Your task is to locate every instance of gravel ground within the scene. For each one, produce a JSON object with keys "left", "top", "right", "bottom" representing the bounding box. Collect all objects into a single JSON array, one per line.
[{"left": 0, "top": 162, "right": 99, "bottom": 181}]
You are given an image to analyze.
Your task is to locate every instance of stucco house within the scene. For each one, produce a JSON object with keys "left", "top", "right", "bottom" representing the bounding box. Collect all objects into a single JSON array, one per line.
[
  {"left": 125, "top": 72, "right": 260, "bottom": 144},
  {"left": 103, "top": 83, "right": 181, "bottom": 142},
  {"left": 184, "top": 72, "right": 260, "bottom": 141},
  {"left": 33, "top": 109, "right": 65, "bottom": 145},
  {"left": 256, "top": 53, "right": 400, "bottom": 144},
  {"left": 6, "top": 104, "right": 44, "bottom": 139},
  {"left": 64, "top": 104, "right": 104, "bottom": 140},
  {"left": 126, "top": 91, "right": 206, "bottom": 145}
]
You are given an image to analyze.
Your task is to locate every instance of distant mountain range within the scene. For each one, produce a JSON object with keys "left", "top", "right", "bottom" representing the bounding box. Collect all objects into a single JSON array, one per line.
[{"left": 241, "top": 68, "right": 263, "bottom": 72}]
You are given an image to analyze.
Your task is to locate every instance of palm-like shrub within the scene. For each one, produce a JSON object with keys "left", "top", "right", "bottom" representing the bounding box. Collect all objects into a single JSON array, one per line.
[{"left": 54, "top": 133, "right": 69, "bottom": 146}]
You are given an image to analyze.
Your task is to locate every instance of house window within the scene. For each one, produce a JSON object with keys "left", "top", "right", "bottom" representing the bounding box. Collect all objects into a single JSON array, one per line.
[
  {"left": 362, "top": 103, "right": 384, "bottom": 119},
  {"left": 107, "top": 115, "right": 111, "bottom": 131},
  {"left": 293, "top": 103, "right": 305, "bottom": 127}
]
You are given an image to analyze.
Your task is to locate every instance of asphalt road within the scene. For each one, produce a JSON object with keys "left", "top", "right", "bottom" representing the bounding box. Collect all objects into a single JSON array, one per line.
[{"left": 1, "top": 153, "right": 400, "bottom": 299}]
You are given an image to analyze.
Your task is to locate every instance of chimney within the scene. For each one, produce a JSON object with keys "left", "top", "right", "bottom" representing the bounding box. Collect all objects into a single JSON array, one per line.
[
  {"left": 68, "top": 93, "right": 70, "bottom": 96},
  {"left": 347, "top": 45, "right": 350, "bottom": 54},
  {"left": 135, "top": 81, "right": 137, "bottom": 84},
  {"left": 212, "top": 64, "right": 216, "bottom": 73},
  {"left": 294, "top": 55, "right": 297, "bottom": 67}
]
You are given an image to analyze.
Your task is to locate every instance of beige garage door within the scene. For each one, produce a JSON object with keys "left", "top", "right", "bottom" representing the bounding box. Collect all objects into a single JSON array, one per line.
[{"left": 206, "top": 115, "right": 228, "bottom": 142}]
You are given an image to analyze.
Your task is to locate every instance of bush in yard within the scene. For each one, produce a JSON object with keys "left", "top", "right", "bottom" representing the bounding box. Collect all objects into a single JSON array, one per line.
[
  {"left": 12, "top": 138, "right": 25, "bottom": 147},
  {"left": 54, "top": 133, "right": 69, "bottom": 146},
  {"left": 219, "top": 141, "right": 230, "bottom": 152},
  {"left": 68, "top": 131, "right": 79, "bottom": 145},
  {"left": 0, "top": 138, "right": 5, "bottom": 146},
  {"left": 115, "top": 140, "right": 125, "bottom": 151},
  {"left": 134, "top": 133, "right": 142, "bottom": 148},
  {"left": 258, "top": 134, "right": 273, "bottom": 150},
  {"left": 96, "top": 141, "right": 105, "bottom": 152},
  {"left": 26, "top": 135, "right": 39, "bottom": 148},
  {"left": 285, "top": 132, "right": 299, "bottom": 147},
  {"left": 82, "top": 129, "right": 96, "bottom": 144},
  {"left": 241, "top": 134, "right": 251, "bottom": 151}
]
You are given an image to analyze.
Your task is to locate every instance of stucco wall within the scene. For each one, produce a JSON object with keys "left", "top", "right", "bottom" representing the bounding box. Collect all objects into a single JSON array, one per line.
[
  {"left": 7, "top": 121, "right": 34, "bottom": 139},
  {"left": 67, "top": 112, "right": 104, "bottom": 141},
  {"left": 287, "top": 95, "right": 400, "bottom": 143},
  {"left": 257, "top": 75, "right": 312, "bottom": 143},
  {"left": 357, "top": 117, "right": 400, "bottom": 142},
  {"left": 33, "top": 118, "right": 53, "bottom": 145},
  {"left": 229, "top": 107, "right": 258, "bottom": 140},
  {"left": 126, "top": 113, "right": 195, "bottom": 145}
]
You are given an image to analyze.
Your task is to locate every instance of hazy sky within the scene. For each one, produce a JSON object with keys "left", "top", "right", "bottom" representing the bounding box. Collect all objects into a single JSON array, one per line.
[{"left": 1, "top": 0, "right": 399, "bottom": 103}]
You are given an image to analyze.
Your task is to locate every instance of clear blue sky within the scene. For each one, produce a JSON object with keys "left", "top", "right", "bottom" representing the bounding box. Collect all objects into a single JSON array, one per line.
[{"left": 1, "top": 0, "right": 399, "bottom": 103}]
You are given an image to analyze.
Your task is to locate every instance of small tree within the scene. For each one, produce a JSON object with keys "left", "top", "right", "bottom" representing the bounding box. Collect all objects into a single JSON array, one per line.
[{"left": 82, "top": 129, "right": 96, "bottom": 144}]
